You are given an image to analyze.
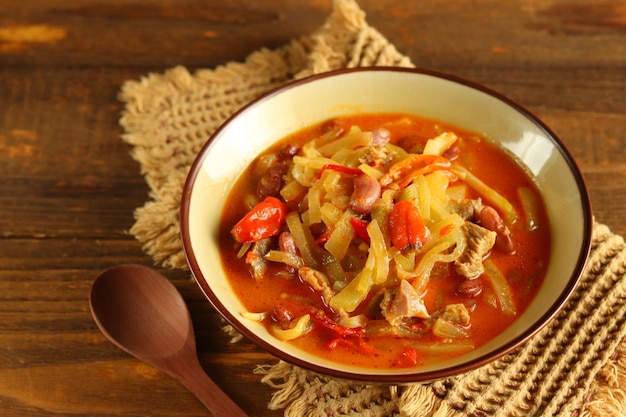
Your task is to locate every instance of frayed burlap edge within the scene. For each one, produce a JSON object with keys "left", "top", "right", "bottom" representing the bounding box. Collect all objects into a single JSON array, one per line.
[
  {"left": 118, "top": 1, "right": 626, "bottom": 416},
  {"left": 582, "top": 341, "right": 626, "bottom": 417}
]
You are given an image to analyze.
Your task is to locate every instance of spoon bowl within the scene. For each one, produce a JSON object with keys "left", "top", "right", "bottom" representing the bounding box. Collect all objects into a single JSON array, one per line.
[
  {"left": 90, "top": 264, "right": 191, "bottom": 358},
  {"left": 89, "top": 264, "right": 248, "bottom": 417}
]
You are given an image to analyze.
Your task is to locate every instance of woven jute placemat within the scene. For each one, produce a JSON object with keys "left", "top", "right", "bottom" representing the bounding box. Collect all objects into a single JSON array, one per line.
[{"left": 118, "top": 1, "right": 626, "bottom": 415}]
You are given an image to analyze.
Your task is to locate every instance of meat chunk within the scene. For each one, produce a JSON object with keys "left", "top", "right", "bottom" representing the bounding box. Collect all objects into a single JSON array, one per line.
[
  {"left": 431, "top": 303, "right": 471, "bottom": 339},
  {"left": 440, "top": 303, "right": 470, "bottom": 326},
  {"left": 451, "top": 198, "right": 483, "bottom": 221},
  {"left": 456, "top": 278, "right": 483, "bottom": 297},
  {"left": 359, "top": 145, "right": 390, "bottom": 168},
  {"left": 380, "top": 280, "right": 429, "bottom": 327},
  {"left": 299, "top": 266, "right": 335, "bottom": 306},
  {"left": 454, "top": 221, "right": 496, "bottom": 279}
]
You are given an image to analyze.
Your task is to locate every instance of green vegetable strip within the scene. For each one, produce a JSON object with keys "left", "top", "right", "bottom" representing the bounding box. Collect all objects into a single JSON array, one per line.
[
  {"left": 329, "top": 220, "right": 388, "bottom": 313},
  {"left": 368, "top": 220, "right": 389, "bottom": 285},
  {"left": 324, "top": 210, "right": 356, "bottom": 261},
  {"left": 317, "top": 126, "right": 372, "bottom": 157},
  {"left": 452, "top": 163, "right": 517, "bottom": 223},
  {"left": 285, "top": 211, "right": 346, "bottom": 284},
  {"left": 484, "top": 259, "right": 517, "bottom": 316},
  {"left": 329, "top": 254, "right": 374, "bottom": 313},
  {"left": 285, "top": 211, "right": 320, "bottom": 269},
  {"left": 264, "top": 250, "right": 305, "bottom": 269},
  {"left": 517, "top": 186, "right": 540, "bottom": 231}
]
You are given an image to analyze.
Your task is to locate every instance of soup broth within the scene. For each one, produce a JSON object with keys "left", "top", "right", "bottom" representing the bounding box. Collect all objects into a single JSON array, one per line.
[{"left": 219, "top": 113, "right": 550, "bottom": 369}]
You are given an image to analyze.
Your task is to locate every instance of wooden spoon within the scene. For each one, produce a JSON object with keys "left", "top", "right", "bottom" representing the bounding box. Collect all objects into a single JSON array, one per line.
[{"left": 89, "top": 264, "right": 248, "bottom": 417}]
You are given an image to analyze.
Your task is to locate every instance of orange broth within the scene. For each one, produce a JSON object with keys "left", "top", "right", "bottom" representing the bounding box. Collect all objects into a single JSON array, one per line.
[{"left": 218, "top": 113, "right": 551, "bottom": 369}]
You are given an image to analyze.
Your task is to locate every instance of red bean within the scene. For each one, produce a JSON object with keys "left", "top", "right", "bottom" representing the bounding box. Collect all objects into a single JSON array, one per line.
[
  {"left": 443, "top": 143, "right": 460, "bottom": 160},
  {"left": 278, "top": 144, "right": 299, "bottom": 160},
  {"left": 497, "top": 232, "right": 515, "bottom": 254},
  {"left": 397, "top": 135, "right": 427, "bottom": 153},
  {"left": 257, "top": 163, "right": 287, "bottom": 199},
  {"left": 271, "top": 304, "right": 293, "bottom": 329},
  {"left": 349, "top": 174, "right": 381, "bottom": 214},
  {"left": 477, "top": 205, "right": 505, "bottom": 233},
  {"left": 320, "top": 119, "right": 345, "bottom": 138},
  {"left": 477, "top": 205, "right": 515, "bottom": 254},
  {"left": 278, "top": 232, "right": 297, "bottom": 254},
  {"left": 456, "top": 279, "right": 483, "bottom": 297}
]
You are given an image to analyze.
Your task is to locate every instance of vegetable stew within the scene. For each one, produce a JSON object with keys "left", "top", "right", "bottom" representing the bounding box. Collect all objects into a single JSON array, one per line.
[{"left": 219, "top": 113, "right": 550, "bottom": 369}]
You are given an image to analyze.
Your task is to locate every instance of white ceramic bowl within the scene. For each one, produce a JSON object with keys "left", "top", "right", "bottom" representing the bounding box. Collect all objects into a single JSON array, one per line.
[{"left": 180, "top": 67, "right": 592, "bottom": 383}]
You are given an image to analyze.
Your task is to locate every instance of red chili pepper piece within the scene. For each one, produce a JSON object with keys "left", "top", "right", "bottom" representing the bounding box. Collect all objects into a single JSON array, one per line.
[
  {"left": 311, "top": 310, "right": 362, "bottom": 338},
  {"left": 231, "top": 196, "right": 288, "bottom": 243},
  {"left": 315, "top": 229, "right": 331, "bottom": 245},
  {"left": 389, "top": 200, "right": 430, "bottom": 251},
  {"left": 317, "top": 164, "right": 363, "bottom": 179},
  {"left": 349, "top": 217, "right": 371, "bottom": 244},
  {"left": 312, "top": 311, "right": 377, "bottom": 355},
  {"left": 244, "top": 252, "right": 261, "bottom": 265},
  {"left": 392, "top": 347, "right": 419, "bottom": 368}
]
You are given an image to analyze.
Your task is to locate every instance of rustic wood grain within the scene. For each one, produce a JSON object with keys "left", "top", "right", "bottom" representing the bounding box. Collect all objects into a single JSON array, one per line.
[{"left": 1, "top": 0, "right": 625, "bottom": 416}]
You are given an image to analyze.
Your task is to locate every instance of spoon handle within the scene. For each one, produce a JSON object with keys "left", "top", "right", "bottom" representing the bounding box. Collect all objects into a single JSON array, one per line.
[{"left": 176, "top": 358, "right": 250, "bottom": 417}]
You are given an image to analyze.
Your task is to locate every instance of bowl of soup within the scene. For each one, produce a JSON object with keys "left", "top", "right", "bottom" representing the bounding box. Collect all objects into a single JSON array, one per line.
[{"left": 180, "top": 67, "right": 592, "bottom": 383}]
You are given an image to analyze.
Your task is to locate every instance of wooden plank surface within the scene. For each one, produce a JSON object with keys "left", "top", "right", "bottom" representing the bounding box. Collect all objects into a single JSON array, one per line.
[{"left": 1, "top": 0, "right": 625, "bottom": 416}]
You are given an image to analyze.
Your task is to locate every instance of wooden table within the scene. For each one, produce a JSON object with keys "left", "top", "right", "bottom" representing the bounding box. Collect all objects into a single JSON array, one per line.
[{"left": 1, "top": 1, "right": 625, "bottom": 416}]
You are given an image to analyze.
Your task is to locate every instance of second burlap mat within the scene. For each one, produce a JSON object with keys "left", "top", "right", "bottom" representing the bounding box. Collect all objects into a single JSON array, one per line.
[{"left": 118, "top": 1, "right": 626, "bottom": 415}]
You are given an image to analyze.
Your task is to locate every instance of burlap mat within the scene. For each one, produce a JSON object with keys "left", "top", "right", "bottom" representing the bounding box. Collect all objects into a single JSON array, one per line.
[{"left": 118, "top": 1, "right": 626, "bottom": 415}]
